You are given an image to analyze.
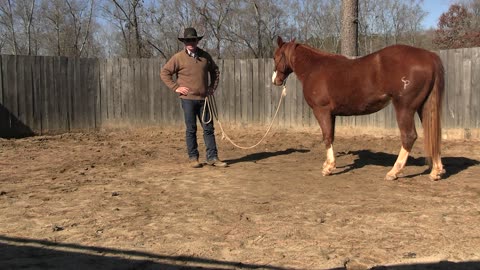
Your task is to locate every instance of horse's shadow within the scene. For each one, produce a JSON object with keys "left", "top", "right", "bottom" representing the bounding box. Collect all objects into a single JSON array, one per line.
[
  {"left": 225, "top": 148, "right": 310, "bottom": 165},
  {"left": 335, "top": 150, "right": 480, "bottom": 178}
]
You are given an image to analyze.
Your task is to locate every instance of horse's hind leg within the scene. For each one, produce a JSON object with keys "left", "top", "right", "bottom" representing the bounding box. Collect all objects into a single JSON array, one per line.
[
  {"left": 313, "top": 108, "right": 336, "bottom": 176},
  {"left": 386, "top": 109, "right": 417, "bottom": 180}
]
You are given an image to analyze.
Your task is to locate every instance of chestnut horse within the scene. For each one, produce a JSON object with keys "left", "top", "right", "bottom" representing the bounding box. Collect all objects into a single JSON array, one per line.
[{"left": 272, "top": 36, "right": 445, "bottom": 180}]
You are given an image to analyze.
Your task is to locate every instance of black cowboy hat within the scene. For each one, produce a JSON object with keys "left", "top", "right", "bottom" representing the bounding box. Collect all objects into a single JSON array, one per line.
[{"left": 178, "top": 27, "right": 204, "bottom": 42}]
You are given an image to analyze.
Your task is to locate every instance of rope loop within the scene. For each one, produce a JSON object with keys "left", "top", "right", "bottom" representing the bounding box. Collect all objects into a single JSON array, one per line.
[{"left": 204, "top": 85, "right": 287, "bottom": 150}]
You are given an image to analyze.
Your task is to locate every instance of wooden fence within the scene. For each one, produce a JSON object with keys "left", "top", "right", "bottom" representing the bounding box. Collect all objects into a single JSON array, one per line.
[{"left": 1, "top": 47, "right": 479, "bottom": 138}]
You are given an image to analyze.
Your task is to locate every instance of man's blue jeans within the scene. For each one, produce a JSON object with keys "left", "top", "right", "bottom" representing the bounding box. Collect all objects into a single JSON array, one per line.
[{"left": 181, "top": 99, "right": 218, "bottom": 161}]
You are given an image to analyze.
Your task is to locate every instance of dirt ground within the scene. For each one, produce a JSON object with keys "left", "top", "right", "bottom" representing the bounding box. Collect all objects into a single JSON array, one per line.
[{"left": 1, "top": 126, "right": 479, "bottom": 270}]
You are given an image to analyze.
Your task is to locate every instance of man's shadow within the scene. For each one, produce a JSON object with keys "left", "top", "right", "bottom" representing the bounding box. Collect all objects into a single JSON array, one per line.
[
  {"left": 335, "top": 150, "right": 480, "bottom": 178},
  {"left": 225, "top": 148, "right": 310, "bottom": 165}
]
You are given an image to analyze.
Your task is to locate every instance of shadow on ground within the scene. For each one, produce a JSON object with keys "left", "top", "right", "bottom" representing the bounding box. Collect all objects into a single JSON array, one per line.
[
  {"left": 225, "top": 148, "right": 310, "bottom": 165},
  {"left": 2, "top": 236, "right": 479, "bottom": 270},
  {"left": 0, "top": 105, "right": 35, "bottom": 138},
  {"left": 335, "top": 150, "right": 479, "bottom": 179},
  {"left": 370, "top": 261, "right": 480, "bottom": 270},
  {"left": 0, "top": 235, "right": 289, "bottom": 270}
]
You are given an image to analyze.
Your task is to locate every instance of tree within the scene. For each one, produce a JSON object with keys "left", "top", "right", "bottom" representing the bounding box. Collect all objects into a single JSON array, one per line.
[
  {"left": 341, "top": 0, "right": 358, "bottom": 56},
  {"left": 433, "top": 3, "right": 480, "bottom": 49},
  {"left": 196, "top": 0, "right": 233, "bottom": 58},
  {"left": 0, "top": 0, "right": 19, "bottom": 54},
  {"left": 294, "top": 0, "right": 342, "bottom": 53},
  {"left": 65, "top": 0, "right": 94, "bottom": 57},
  {"left": 103, "top": 0, "right": 151, "bottom": 58},
  {"left": 19, "top": 0, "right": 36, "bottom": 55},
  {"left": 221, "top": 0, "right": 289, "bottom": 58},
  {"left": 357, "top": 0, "right": 427, "bottom": 55}
]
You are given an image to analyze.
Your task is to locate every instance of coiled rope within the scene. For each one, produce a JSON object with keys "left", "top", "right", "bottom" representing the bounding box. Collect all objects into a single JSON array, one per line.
[{"left": 202, "top": 85, "right": 287, "bottom": 149}]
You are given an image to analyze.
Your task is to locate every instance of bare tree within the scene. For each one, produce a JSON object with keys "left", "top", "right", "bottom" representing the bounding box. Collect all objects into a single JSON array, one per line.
[
  {"left": 293, "top": 0, "right": 342, "bottom": 53},
  {"left": 341, "top": 0, "right": 358, "bottom": 56},
  {"left": 221, "top": 0, "right": 289, "bottom": 58},
  {"left": 18, "top": 0, "right": 36, "bottom": 55},
  {"left": 0, "top": 0, "right": 440, "bottom": 58},
  {"left": 358, "top": 0, "right": 375, "bottom": 54},
  {"left": 0, "top": 0, "right": 18, "bottom": 54},
  {"left": 42, "top": 0, "right": 65, "bottom": 56},
  {"left": 65, "top": 0, "right": 94, "bottom": 57},
  {"left": 196, "top": 0, "right": 233, "bottom": 58},
  {"left": 0, "top": 36, "right": 4, "bottom": 53},
  {"left": 357, "top": 0, "right": 427, "bottom": 54},
  {"left": 403, "top": 0, "right": 427, "bottom": 45},
  {"left": 103, "top": 0, "right": 149, "bottom": 58}
]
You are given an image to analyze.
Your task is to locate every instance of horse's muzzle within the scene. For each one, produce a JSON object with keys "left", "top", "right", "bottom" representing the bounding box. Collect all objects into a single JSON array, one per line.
[
  {"left": 272, "top": 71, "right": 277, "bottom": 84},
  {"left": 272, "top": 71, "right": 284, "bottom": 86}
]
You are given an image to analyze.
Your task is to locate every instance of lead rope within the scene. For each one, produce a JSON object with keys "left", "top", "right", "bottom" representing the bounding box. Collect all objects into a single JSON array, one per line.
[{"left": 202, "top": 85, "right": 287, "bottom": 150}]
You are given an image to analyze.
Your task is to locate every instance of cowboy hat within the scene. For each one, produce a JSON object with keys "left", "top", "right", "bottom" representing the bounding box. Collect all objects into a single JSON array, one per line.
[{"left": 178, "top": 27, "right": 204, "bottom": 42}]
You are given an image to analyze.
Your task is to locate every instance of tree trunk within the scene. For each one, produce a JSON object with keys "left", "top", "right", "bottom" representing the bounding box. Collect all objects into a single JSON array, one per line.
[{"left": 341, "top": 0, "right": 358, "bottom": 57}]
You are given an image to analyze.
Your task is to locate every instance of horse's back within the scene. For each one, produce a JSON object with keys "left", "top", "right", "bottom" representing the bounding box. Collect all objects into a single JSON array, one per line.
[{"left": 366, "top": 44, "right": 440, "bottom": 68}]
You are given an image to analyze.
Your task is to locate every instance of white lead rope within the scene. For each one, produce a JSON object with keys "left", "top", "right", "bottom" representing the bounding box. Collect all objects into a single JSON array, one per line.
[{"left": 202, "top": 85, "right": 287, "bottom": 150}]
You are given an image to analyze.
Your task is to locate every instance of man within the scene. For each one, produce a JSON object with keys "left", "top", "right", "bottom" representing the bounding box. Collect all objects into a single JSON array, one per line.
[{"left": 160, "top": 27, "right": 227, "bottom": 168}]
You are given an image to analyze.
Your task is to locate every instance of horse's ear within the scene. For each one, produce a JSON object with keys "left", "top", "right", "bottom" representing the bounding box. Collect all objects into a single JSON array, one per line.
[
  {"left": 291, "top": 38, "right": 296, "bottom": 43},
  {"left": 277, "top": 36, "right": 284, "bottom": 47}
]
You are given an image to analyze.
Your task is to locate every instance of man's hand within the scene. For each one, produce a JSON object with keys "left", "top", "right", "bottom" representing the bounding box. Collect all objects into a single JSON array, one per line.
[
  {"left": 176, "top": 86, "right": 189, "bottom": 95},
  {"left": 207, "top": 86, "right": 215, "bottom": 95}
]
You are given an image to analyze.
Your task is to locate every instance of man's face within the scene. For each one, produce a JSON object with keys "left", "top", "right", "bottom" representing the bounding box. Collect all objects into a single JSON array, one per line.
[{"left": 184, "top": 39, "right": 199, "bottom": 51}]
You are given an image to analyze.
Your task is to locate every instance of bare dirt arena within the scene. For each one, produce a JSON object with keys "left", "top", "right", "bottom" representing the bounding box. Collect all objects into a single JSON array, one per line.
[{"left": 1, "top": 127, "right": 479, "bottom": 270}]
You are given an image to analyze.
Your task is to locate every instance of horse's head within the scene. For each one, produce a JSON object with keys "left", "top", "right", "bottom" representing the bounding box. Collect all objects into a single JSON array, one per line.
[{"left": 272, "top": 36, "right": 295, "bottom": 86}]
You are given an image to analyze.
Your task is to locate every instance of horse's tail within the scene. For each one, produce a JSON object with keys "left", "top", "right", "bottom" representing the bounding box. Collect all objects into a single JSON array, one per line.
[{"left": 422, "top": 55, "right": 444, "bottom": 165}]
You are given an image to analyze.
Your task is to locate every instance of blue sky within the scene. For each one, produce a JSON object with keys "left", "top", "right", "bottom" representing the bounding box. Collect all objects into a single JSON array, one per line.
[{"left": 421, "top": 0, "right": 452, "bottom": 29}]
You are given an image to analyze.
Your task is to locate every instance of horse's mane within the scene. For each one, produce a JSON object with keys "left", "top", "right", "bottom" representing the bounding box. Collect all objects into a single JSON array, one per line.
[
  {"left": 285, "top": 43, "right": 348, "bottom": 68},
  {"left": 289, "top": 42, "right": 348, "bottom": 62}
]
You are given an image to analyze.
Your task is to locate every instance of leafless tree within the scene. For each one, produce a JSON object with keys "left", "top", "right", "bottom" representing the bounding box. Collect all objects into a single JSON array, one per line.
[
  {"left": 292, "top": 1, "right": 342, "bottom": 53},
  {"left": 42, "top": 0, "right": 65, "bottom": 55},
  {"left": 196, "top": 0, "right": 233, "bottom": 58},
  {"left": 0, "top": 0, "right": 18, "bottom": 54},
  {"left": 221, "top": 0, "right": 290, "bottom": 58},
  {"left": 18, "top": 0, "right": 36, "bottom": 55},
  {"left": 403, "top": 0, "right": 427, "bottom": 45},
  {"left": 0, "top": 0, "right": 437, "bottom": 58},
  {"left": 341, "top": 0, "right": 358, "bottom": 56},
  {"left": 65, "top": 0, "right": 94, "bottom": 57},
  {"left": 357, "top": 0, "right": 426, "bottom": 54},
  {"left": 103, "top": 0, "right": 150, "bottom": 57}
]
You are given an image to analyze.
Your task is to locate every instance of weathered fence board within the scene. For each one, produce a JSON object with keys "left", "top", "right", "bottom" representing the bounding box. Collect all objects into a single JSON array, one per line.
[
  {"left": 234, "top": 59, "right": 241, "bottom": 124},
  {"left": 472, "top": 48, "right": 480, "bottom": 128},
  {"left": 224, "top": 59, "right": 234, "bottom": 124},
  {"left": 0, "top": 55, "right": 3, "bottom": 104},
  {"left": 264, "top": 59, "right": 273, "bottom": 125},
  {"left": 119, "top": 58, "right": 128, "bottom": 121},
  {"left": 4, "top": 56, "right": 18, "bottom": 122},
  {"left": 0, "top": 55, "right": 9, "bottom": 134},
  {"left": 462, "top": 49, "right": 471, "bottom": 128},
  {"left": 215, "top": 58, "right": 226, "bottom": 122},
  {"left": 1, "top": 47, "right": 479, "bottom": 138},
  {"left": 104, "top": 59, "right": 113, "bottom": 120}
]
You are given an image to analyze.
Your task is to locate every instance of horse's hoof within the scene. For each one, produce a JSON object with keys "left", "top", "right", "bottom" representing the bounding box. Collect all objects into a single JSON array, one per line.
[
  {"left": 385, "top": 174, "right": 398, "bottom": 181},
  {"left": 322, "top": 167, "right": 336, "bottom": 176},
  {"left": 429, "top": 168, "right": 445, "bottom": 181}
]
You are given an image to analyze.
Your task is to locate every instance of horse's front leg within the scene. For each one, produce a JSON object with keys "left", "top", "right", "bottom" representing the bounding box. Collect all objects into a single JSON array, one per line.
[{"left": 314, "top": 108, "right": 336, "bottom": 176}]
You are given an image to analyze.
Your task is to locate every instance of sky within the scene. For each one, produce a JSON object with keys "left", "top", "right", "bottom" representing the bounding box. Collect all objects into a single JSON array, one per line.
[{"left": 421, "top": 0, "right": 453, "bottom": 29}]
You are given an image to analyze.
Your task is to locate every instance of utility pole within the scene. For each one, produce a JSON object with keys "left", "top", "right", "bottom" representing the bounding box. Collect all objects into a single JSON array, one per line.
[{"left": 341, "top": 0, "right": 359, "bottom": 57}]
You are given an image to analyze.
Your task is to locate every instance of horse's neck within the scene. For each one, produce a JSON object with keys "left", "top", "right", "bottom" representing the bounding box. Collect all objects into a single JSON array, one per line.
[
  {"left": 291, "top": 45, "right": 346, "bottom": 81},
  {"left": 290, "top": 45, "right": 324, "bottom": 80}
]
